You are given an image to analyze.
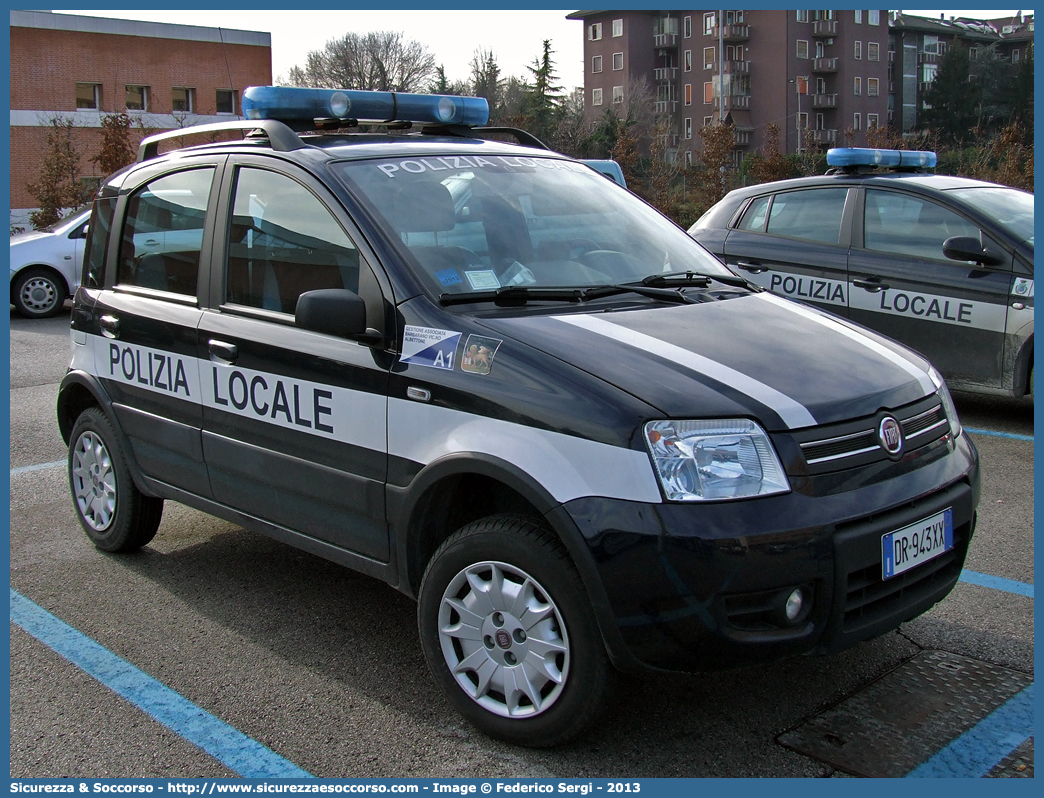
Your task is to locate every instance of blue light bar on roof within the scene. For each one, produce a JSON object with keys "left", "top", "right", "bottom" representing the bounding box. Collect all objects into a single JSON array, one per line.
[
  {"left": 827, "top": 147, "right": 937, "bottom": 169},
  {"left": 242, "top": 86, "right": 490, "bottom": 127}
]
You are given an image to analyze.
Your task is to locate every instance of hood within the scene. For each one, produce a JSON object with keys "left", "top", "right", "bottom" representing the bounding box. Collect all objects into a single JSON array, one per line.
[{"left": 477, "top": 293, "right": 936, "bottom": 431}]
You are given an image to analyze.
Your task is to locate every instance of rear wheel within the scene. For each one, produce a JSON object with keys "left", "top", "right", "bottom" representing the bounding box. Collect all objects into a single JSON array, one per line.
[
  {"left": 68, "top": 407, "right": 163, "bottom": 552},
  {"left": 13, "top": 267, "right": 67, "bottom": 318},
  {"left": 418, "top": 515, "right": 611, "bottom": 747}
]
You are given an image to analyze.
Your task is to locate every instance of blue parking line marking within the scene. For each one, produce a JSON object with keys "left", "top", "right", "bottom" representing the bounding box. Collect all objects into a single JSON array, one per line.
[
  {"left": 10, "top": 588, "right": 314, "bottom": 779},
  {"left": 960, "top": 570, "right": 1034, "bottom": 599},
  {"left": 963, "top": 427, "right": 1033, "bottom": 442},
  {"left": 10, "top": 460, "right": 65, "bottom": 476},
  {"left": 906, "top": 683, "right": 1034, "bottom": 777}
]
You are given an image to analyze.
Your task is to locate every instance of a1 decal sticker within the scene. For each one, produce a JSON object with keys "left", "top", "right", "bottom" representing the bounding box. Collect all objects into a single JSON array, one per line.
[{"left": 401, "top": 325, "right": 462, "bottom": 370}]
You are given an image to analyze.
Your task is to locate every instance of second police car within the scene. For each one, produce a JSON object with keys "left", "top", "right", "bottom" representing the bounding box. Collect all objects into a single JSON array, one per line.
[
  {"left": 58, "top": 87, "right": 980, "bottom": 747},
  {"left": 688, "top": 149, "right": 1034, "bottom": 399}
]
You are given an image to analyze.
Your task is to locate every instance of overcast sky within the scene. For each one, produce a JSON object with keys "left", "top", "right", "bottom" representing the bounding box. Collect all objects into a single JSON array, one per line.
[{"left": 61, "top": 9, "right": 1025, "bottom": 96}]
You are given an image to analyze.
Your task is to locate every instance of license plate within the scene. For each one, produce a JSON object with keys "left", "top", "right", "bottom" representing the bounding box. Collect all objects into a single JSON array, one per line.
[{"left": 881, "top": 507, "right": 954, "bottom": 580}]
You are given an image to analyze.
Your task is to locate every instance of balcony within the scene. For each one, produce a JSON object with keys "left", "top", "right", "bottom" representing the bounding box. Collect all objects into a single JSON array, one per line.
[
  {"left": 812, "top": 19, "right": 838, "bottom": 36},
  {"left": 733, "top": 128, "right": 753, "bottom": 147},
  {"left": 715, "top": 95, "right": 751, "bottom": 111},
  {"left": 811, "top": 93, "right": 837, "bottom": 108},
  {"left": 810, "top": 128, "right": 838, "bottom": 144},
  {"left": 812, "top": 57, "right": 838, "bottom": 73},
  {"left": 719, "top": 23, "right": 750, "bottom": 41},
  {"left": 719, "top": 59, "right": 750, "bottom": 74},
  {"left": 654, "top": 100, "right": 678, "bottom": 114},
  {"left": 654, "top": 67, "right": 678, "bottom": 82},
  {"left": 654, "top": 33, "right": 678, "bottom": 48},
  {"left": 918, "top": 50, "right": 939, "bottom": 63}
]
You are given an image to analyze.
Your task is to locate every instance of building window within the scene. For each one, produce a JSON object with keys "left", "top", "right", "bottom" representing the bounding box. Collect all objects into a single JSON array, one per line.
[
  {"left": 796, "top": 10, "right": 808, "bottom": 22},
  {"left": 922, "top": 35, "right": 939, "bottom": 55},
  {"left": 727, "top": 45, "right": 744, "bottom": 60},
  {"left": 683, "top": 15, "right": 692, "bottom": 38},
  {"left": 868, "top": 10, "right": 880, "bottom": 25},
  {"left": 216, "top": 89, "right": 238, "bottom": 115},
  {"left": 704, "top": 12, "right": 716, "bottom": 35},
  {"left": 76, "top": 83, "right": 101, "bottom": 110},
  {"left": 703, "top": 82, "right": 713, "bottom": 104},
  {"left": 867, "top": 113, "right": 879, "bottom": 129},
  {"left": 684, "top": 117, "right": 692, "bottom": 139},
  {"left": 592, "top": 55, "right": 602, "bottom": 73},
  {"left": 125, "top": 85, "right": 149, "bottom": 111},
  {"left": 1013, "top": 49, "right": 1021, "bottom": 63},
  {"left": 588, "top": 23, "right": 602, "bottom": 41},
  {"left": 726, "top": 10, "right": 744, "bottom": 24},
  {"left": 172, "top": 87, "right": 195, "bottom": 113},
  {"left": 816, "top": 77, "right": 827, "bottom": 94},
  {"left": 854, "top": 77, "right": 862, "bottom": 96},
  {"left": 853, "top": 113, "right": 861, "bottom": 130},
  {"left": 592, "top": 88, "right": 603, "bottom": 106},
  {"left": 798, "top": 112, "right": 809, "bottom": 129},
  {"left": 816, "top": 40, "right": 826, "bottom": 58},
  {"left": 867, "top": 78, "right": 879, "bottom": 96},
  {"left": 703, "top": 116, "right": 713, "bottom": 126},
  {"left": 855, "top": 41, "right": 862, "bottom": 59},
  {"left": 923, "top": 63, "right": 938, "bottom": 82},
  {"left": 612, "top": 86, "right": 624, "bottom": 104},
  {"left": 703, "top": 47, "right": 715, "bottom": 69},
  {"left": 797, "top": 40, "right": 809, "bottom": 59},
  {"left": 684, "top": 50, "right": 692, "bottom": 71},
  {"left": 816, "top": 113, "right": 825, "bottom": 130},
  {"left": 685, "top": 150, "right": 693, "bottom": 166},
  {"left": 612, "top": 18, "right": 623, "bottom": 37},
  {"left": 854, "top": 10, "right": 863, "bottom": 23},
  {"left": 613, "top": 52, "right": 624, "bottom": 70},
  {"left": 868, "top": 42, "right": 880, "bottom": 61}
]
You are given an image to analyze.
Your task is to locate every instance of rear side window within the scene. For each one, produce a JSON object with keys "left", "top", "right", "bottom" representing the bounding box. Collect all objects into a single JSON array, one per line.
[
  {"left": 864, "top": 189, "right": 981, "bottom": 260},
  {"left": 736, "top": 195, "right": 771, "bottom": 232},
  {"left": 84, "top": 198, "right": 116, "bottom": 289},
  {"left": 225, "top": 168, "right": 360, "bottom": 314},
  {"left": 117, "top": 168, "right": 214, "bottom": 296},
  {"left": 765, "top": 188, "right": 849, "bottom": 245}
]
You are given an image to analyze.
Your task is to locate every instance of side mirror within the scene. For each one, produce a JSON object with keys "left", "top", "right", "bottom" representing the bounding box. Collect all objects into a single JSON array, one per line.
[
  {"left": 942, "top": 236, "right": 1004, "bottom": 267},
  {"left": 295, "top": 289, "right": 380, "bottom": 344}
]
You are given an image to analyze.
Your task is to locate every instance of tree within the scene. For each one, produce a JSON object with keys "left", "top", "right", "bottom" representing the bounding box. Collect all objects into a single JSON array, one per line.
[
  {"left": 920, "top": 43, "right": 977, "bottom": 144},
  {"left": 1003, "top": 43, "right": 1033, "bottom": 131},
  {"left": 287, "top": 31, "right": 436, "bottom": 93},
  {"left": 26, "top": 116, "right": 91, "bottom": 229},
  {"left": 551, "top": 88, "right": 589, "bottom": 158},
  {"left": 428, "top": 65, "right": 468, "bottom": 96},
  {"left": 521, "top": 40, "right": 564, "bottom": 142},
  {"left": 92, "top": 111, "right": 136, "bottom": 176},
  {"left": 470, "top": 49, "right": 504, "bottom": 120},
  {"left": 696, "top": 121, "right": 736, "bottom": 206},
  {"left": 746, "top": 123, "right": 795, "bottom": 184}
]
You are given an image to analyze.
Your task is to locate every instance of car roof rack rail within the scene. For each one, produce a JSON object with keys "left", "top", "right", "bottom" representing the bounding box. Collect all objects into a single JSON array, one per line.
[{"left": 137, "top": 119, "right": 307, "bottom": 163}]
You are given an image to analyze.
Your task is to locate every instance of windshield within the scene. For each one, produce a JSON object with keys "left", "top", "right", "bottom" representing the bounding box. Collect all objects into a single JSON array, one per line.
[
  {"left": 947, "top": 186, "right": 1034, "bottom": 247},
  {"left": 334, "top": 154, "right": 732, "bottom": 299}
]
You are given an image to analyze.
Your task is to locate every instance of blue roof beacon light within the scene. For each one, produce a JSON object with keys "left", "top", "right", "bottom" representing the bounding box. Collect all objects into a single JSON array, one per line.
[
  {"left": 242, "top": 86, "right": 490, "bottom": 127},
  {"left": 827, "top": 147, "right": 937, "bottom": 169}
]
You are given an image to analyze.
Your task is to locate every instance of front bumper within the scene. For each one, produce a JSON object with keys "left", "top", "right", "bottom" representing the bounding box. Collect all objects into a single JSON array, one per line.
[{"left": 564, "top": 432, "right": 980, "bottom": 672}]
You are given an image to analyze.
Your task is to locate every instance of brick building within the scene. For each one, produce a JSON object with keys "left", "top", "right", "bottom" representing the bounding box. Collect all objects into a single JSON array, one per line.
[
  {"left": 567, "top": 9, "right": 890, "bottom": 165},
  {"left": 10, "top": 10, "right": 272, "bottom": 227}
]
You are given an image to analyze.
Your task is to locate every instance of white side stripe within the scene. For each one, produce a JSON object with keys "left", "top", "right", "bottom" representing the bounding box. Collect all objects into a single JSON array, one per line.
[
  {"left": 554, "top": 313, "right": 818, "bottom": 430},
  {"left": 758, "top": 293, "right": 935, "bottom": 396}
]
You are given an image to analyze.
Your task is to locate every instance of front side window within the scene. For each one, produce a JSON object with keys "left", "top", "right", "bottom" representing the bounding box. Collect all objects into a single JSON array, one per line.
[
  {"left": 216, "top": 89, "right": 238, "bottom": 115},
  {"left": 125, "top": 85, "right": 149, "bottom": 111},
  {"left": 76, "top": 83, "right": 100, "bottom": 110},
  {"left": 85, "top": 198, "right": 117, "bottom": 288},
  {"left": 118, "top": 168, "right": 214, "bottom": 295},
  {"left": 864, "top": 190, "right": 981, "bottom": 260},
  {"left": 333, "top": 154, "right": 733, "bottom": 299},
  {"left": 225, "top": 168, "right": 359, "bottom": 313},
  {"left": 765, "top": 188, "right": 849, "bottom": 245}
]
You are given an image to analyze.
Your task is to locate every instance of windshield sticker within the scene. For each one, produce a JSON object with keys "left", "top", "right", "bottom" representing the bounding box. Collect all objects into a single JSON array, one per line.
[
  {"left": 465, "top": 270, "right": 501, "bottom": 291},
  {"left": 435, "top": 268, "right": 462, "bottom": 287},
  {"left": 402, "top": 325, "right": 462, "bottom": 370},
  {"left": 461, "top": 336, "right": 502, "bottom": 376},
  {"left": 1012, "top": 278, "right": 1034, "bottom": 298}
]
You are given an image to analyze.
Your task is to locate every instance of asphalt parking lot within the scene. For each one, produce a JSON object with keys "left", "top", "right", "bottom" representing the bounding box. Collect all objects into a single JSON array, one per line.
[{"left": 8, "top": 309, "right": 1034, "bottom": 779}]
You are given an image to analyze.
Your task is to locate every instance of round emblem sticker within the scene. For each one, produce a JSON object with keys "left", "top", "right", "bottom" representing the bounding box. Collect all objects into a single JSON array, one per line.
[{"left": 879, "top": 416, "right": 903, "bottom": 455}]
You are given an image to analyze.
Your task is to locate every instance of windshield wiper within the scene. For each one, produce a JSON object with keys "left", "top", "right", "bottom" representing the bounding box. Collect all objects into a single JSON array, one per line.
[
  {"left": 643, "top": 270, "right": 761, "bottom": 291},
  {"left": 584, "top": 283, "right": 696, "bottom": 304},
  {"left": 439, "top": 286, "right": 588, "bottom": 306}
]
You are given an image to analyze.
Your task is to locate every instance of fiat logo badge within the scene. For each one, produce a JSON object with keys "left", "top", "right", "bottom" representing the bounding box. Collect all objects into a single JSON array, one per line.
[
  {"left": 495, "top": 629, "right": 512, "bottom": 649},
  {"left": 879, "top": 416, "right": 903, "bottom": 455}
]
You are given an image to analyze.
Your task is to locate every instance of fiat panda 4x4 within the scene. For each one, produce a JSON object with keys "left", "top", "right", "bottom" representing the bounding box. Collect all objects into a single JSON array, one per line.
[{"left": 58, "top": 87, "right": 980, "bottom": 747}]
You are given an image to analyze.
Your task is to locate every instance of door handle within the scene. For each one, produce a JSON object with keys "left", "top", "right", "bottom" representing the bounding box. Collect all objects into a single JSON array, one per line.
[
  {"left": 99, "top": 315, "right": 120, "bottom": 339},
  {"left": 144, "top": 239, "right": 159, "bottom": 247},
  {"left": 853, "top": 278, "right": 890, "bottom": 293},
  {"left": 208, "top": 340, "right": 238, "bottom": 364},
  {"left": 735, "top": 261, "right": 769, "bottom": 274}
]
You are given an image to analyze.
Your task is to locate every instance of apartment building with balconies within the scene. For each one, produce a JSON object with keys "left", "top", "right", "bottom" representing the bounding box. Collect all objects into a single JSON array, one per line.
[{"left": 568, "top": 9, "right": 890, "bottom": 165}]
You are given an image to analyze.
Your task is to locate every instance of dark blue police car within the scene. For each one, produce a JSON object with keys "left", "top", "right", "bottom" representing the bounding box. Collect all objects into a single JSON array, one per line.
[
  {"left": 688, "top": 148, "right": 1034, "bottom": 399},
  {"left": 58, "top": 87, "right": 980, "bottom": 746}
]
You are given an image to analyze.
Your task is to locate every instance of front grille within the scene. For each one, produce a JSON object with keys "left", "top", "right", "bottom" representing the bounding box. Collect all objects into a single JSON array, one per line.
[{"left": 793, "top": 395, "right": 949, "bottom": 474}]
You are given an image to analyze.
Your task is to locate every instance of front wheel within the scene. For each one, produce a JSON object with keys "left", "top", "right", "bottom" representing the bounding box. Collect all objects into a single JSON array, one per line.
[
  {"left": 418, "top": 515, "right": 611, "bottom": 746},
  {"left": 12, "top": 267, "right": 67, "bottom": 318},
  {"left": 68, "top": 407, "right": 163, "bottom": 552}
]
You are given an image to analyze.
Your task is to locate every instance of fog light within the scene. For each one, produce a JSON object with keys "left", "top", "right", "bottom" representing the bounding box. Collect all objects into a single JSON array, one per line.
[{"left": 785, "top": 588, "right": 805, "bottom": 621}]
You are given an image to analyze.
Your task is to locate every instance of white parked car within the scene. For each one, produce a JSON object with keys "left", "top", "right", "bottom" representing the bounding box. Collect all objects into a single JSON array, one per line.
[{"left": 10, "top": 209, "right": 90, "bottom": 317}]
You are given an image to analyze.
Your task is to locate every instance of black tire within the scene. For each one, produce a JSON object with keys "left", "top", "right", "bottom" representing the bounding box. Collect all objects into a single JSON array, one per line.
[
  {"left": 418, "top": 515, "right": 611, "bottom": 747},
  {"left": 12, "top": 267, "right": 67, "bottom": 318},
  {"left": 68, "top": 407, "right": 163, "bottom": 552}
]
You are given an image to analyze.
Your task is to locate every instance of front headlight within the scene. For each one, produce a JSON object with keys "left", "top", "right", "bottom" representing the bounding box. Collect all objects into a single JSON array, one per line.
[
  {"left": 644, "top": 419, "right": 790, "bottom": 502},
  {"left": 928, "top": 366, "right": 963, "bottom": 439}
]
